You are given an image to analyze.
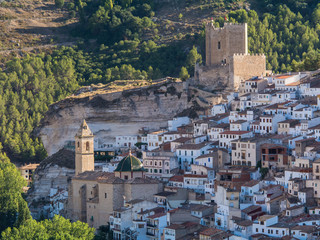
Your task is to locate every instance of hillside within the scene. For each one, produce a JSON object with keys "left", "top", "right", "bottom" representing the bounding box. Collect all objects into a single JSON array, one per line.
[
  {"left": 0, "top": 0, "right": 79, "bottom": 56},
  {"left": 0, "top": 0, "right": 320, "bottom": 163}
]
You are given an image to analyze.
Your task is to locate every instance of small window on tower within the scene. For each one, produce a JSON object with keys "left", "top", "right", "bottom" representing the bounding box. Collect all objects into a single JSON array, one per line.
[
  {"left": 77, "top": 142, "right": 80, "bottom": 148},
  {"left": 218, "top": 41, "right": 221, "bottom": 49},
  {"left": 86, "top": 142, "right": 90, "bottom": 151}
]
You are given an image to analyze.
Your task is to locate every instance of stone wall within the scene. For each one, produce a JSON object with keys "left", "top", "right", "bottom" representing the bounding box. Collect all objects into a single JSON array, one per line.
[
  {"left": 230, "top": 54, "right": 266, "bottom": 90},
  {"left": 206, "top": 23, "right": 247, "bottom": 66},
  {"left": 195, "top": 53, "right": 266, "bottom": 91},
  {"left": 195, "top": 64, "right": 230, "bottom": 91}
]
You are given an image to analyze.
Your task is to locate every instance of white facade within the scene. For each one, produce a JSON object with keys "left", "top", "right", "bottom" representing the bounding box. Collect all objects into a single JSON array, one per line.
[
  {"left": 219, "top": 131, "right": 253, "bottom": 149},
  {"left": 168, "top": 117, "right": 190, "bottom": 131},
  {"left": 176, "top": 143, "right": 211, "bottom": 170},
  {"left": 115, "top": 135, "right": 138, "bottom": 148},
  {"left": 211, "top": 104, "right": 226, "bottom": 116},
  {"left": 147, "top": 130, "right": 167, "bottom": 151}
]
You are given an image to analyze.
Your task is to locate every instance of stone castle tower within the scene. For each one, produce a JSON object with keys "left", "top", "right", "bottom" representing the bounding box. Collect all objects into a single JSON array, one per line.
[
  {"left": 195, "top": 22, "right": 267, "bottom": 91},
  {"left": 75, "top": 120, "right": 94, "bottom": 175},
  {"left": 206, "top": 22, "right": 248, "bottom": 66}
]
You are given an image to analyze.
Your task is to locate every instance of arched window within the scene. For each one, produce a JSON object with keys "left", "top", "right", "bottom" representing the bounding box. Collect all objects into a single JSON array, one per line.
[{"left": 86, "top": 142, "right": 90, "bottom": 151}]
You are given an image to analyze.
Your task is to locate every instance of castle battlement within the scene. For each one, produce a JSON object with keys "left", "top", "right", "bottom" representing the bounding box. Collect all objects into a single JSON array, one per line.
[
  {"left": 206, "top": 21, "right": 247, "bottom": 30},
  {"left": 232, "top": 53, "right": 265, "bottom": 57},
  {"left": 198, "top": 21, "right": 267, "bottom": 91}
]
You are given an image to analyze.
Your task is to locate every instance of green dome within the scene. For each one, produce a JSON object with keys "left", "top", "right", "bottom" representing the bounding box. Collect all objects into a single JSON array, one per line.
[{"left": 115, "top": 153, "right": 145, "bottom": 172}]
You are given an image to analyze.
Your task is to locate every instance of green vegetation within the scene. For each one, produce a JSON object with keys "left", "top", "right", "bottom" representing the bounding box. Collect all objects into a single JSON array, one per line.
[
  {"left": 55, "top": 0, "right": 64, "bottom": 8},
  {"left": 0, "top": 150, "right": 95, "bottom": 238},
  {"left": 0, "top": 51, "right": 78, "bottom": 163},
  {"left": 1, "top": 215, "right": 95, "bottom": 240},
  {"left": 1, "top": 0, "right": 320, "bottom": 164},
  {"left": 219, "top": 4, "right": 320, "bottom": 72},
  {"left": 0, "top": 151, "right": 30, "bottom": 232}
]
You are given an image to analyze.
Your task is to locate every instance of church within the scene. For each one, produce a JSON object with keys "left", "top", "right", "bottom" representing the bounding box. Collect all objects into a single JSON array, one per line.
[{"left": 68, "top": 120, "right": 163, "bottom": 228}]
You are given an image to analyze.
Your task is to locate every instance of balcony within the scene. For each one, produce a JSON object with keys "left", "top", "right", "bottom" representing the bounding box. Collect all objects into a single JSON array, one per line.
[
  {"left": 147, "top": 222, "right": 157, "bottom": 228},
  {"left": 146, "top": 232, "right": 156, "bottom": 237},
  {"left": 226, "top": 197, "right": 239, "bottom": 200}
]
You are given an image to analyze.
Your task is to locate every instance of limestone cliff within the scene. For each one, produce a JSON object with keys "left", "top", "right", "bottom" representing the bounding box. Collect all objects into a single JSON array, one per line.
[{"left": 35, "top": 79, "right": 209, "bottom": 156}]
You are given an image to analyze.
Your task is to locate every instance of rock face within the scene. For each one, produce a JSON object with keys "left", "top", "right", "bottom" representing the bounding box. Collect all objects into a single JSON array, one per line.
[
  {"left": 27, "top": 148, "right": 75, "bottom": 219},
  {"left": 35, "top": 80, "right": 206, "bottom": 156}
]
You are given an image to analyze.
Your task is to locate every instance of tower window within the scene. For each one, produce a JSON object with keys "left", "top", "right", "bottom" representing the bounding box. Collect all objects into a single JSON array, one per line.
[
  {"left": 86, "top": 142, "right": 90, "bottom": 151},
  {"left": 77, "top": 142, "right": 80, "bottom": 148},
  {"left": 218, "top": 41, "right": 221, "bottom": 49}
]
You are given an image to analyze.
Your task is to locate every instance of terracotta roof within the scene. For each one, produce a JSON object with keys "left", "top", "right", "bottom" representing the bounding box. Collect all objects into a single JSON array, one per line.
[
  {"left": 200, "top": 228, "right": 224, "bottom": 236},
  {"left": 172, "top": 137, "right": 192, "bottom": 143},
  {"left": 242, "top": 205, "right": 261, "bottom": 214},
  {"left": 285, "top": 81, "right": 300, "bottom": 86},
  {"left": 242, "top": 180, "right": 260, "bottom": 187},
  {"left": 169, "top": 175, "right": 184, "bottom": 182},
  {"left": 184, "top": 174, "right": 207, "bottom": 178},
  {"left": 176, "top": 142, "right": 208, "bottom": 150},
  {"left": 19, "top": 163, "right": 39, "bottom": 170},
  {"left": 147, "top": 212, "right": 166, "bottom": 219}
]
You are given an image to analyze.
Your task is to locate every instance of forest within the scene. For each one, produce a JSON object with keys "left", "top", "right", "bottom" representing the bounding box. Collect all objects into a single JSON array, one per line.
[
  {"left": 0, "top": 0, "right": 320, "bottom": 164},
  {"left": 0, "top": 153, "right": 96, "bottom": 239}
]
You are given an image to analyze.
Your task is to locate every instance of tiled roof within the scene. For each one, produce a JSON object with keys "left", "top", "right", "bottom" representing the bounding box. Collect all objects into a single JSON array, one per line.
[
  {"left": 176, "top": 142, "right": 208, "bottom": 150},
  {"left": 169, "top": 175, "right": 184, "bottom": 182},
  {"left": 114, "top": 152, "right": 145, "bottom": 172}
]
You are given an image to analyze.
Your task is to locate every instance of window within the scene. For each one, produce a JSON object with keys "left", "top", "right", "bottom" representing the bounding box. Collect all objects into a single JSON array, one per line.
[
  {"left": 124, "top": 176, "right": 128, "bottom": 180},
  {"left": 77, "top": 142, "right": 80, "bottom": 148},
  {"left": 105, "top": 193, "right": 107, "bottom": 198},
  {"left": 218, "top": 41, "right": 221, "bottom": 49},
  {"left": 86, "top": 141, "right": 90, "bottom": 151}
]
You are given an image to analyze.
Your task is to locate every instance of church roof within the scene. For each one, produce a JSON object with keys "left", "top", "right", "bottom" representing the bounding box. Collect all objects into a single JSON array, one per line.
[
  {"left": 115, "top": 151, "right": 145, "bottom": 172},
  {"left": 76, "top": 119, "right": 93, "bottom": 137}
]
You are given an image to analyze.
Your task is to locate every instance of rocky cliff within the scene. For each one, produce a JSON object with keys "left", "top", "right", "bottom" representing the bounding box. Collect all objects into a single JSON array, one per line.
[
  {"left": 27, "top": 148, "right": 75, "bottom": 219},
  {"left": 35, "top": 79, "right": 210, "bottom": 156}
]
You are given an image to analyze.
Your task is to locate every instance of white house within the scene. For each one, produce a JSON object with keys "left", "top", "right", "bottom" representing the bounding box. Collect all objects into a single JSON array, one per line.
[
  {"left": 176, "top": 143, "right": 211, "bottom": 170},
  {"left": 147, "top": 130, "right": 167, "bottom": 151},
  {"left": 258, "top": 114, "right": 286, "bottom": 134},
  {"left": 168, "top": 117, "right": 190, "bottom": 131},
  {"left": 211, "top": 104, "right": 226, "bottom": 116},
  {"left": 115, "top": 135, "right": 138, "bottom": 148},
  {"left": 219, "top": 131, "right": 253, "bottom": 149}
]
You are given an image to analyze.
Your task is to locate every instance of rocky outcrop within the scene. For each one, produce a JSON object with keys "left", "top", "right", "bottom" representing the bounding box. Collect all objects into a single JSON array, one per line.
[
  {"left": 35, "top": 79, "right": 210, "bottom": 156},
  {"left": 27, "top": 148, "right": 75, "bottom": 219}
]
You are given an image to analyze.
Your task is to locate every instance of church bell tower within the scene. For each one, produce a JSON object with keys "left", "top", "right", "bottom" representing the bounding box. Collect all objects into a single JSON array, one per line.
[{"left": 75, "top": 120, "right": 94, "bottom": 175}]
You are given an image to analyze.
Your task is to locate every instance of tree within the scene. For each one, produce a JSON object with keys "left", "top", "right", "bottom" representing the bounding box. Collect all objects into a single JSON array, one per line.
[
  {"left": 55, "top": 0, "right": 64, "bottom": 8},
  {"left": 0, "top": 151, "right": 31, "bottom": 232},
  {"left": 179, "top": 67, "right": 190, "bottom": 81},
  {"left": 186, "top": 46, "right": 202, "bottom": 73},
  {"left": 1, "top": 215, "right": 95, "bottom": 240}
]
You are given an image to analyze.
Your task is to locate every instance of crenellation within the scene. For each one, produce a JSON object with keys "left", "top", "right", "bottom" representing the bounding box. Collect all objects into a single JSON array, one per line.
[{"left": 197, "top": 22, "right": 267, "bottom": 91}]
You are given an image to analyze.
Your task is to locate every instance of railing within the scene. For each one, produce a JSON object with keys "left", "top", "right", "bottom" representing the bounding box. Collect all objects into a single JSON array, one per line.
[
  {"left": 147, "top": 222, "right": 157, "bottom": 228},
  {"left": 146, "top": 232, "right": 156, "bottom": 236}
]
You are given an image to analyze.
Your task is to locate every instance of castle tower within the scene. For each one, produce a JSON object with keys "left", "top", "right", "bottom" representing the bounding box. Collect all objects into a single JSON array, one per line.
[
  {"left": 206, "top": 23, "right": 248, "bottom": 66},
  {"left": 75, "top": 120, "right": 94, "bottom": 175}
]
